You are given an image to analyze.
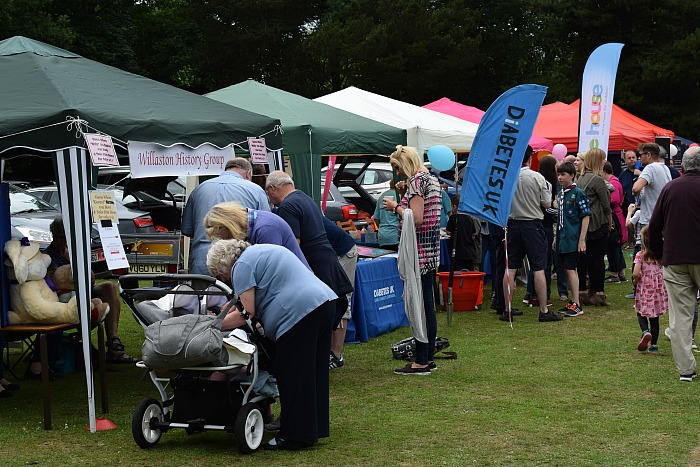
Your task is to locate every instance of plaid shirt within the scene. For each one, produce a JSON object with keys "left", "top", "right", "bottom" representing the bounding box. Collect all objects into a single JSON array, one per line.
[{"left": 399, "top": 171, "right": 441, "bottom": 274}]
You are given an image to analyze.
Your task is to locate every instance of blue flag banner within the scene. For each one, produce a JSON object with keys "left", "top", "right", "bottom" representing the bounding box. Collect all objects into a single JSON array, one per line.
[
  {"left": 458, "top": 84, "right": 548, "bottom": 227},
  {"left": 577, "top": 43, "right": 624, "bottom": 153}
]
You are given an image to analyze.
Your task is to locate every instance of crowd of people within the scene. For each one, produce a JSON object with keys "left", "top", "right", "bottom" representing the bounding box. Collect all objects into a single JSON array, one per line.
[{"left": 4, "top": 143, "right": 700, "bottom": 449}]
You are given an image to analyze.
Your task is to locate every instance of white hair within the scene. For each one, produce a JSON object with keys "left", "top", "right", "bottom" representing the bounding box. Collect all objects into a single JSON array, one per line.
[
  {"left": 682, "top": 146, "right": 700, "bottom": 173},
  {"left": 265, "top": 170, "right": 294, "bottom": 189}
]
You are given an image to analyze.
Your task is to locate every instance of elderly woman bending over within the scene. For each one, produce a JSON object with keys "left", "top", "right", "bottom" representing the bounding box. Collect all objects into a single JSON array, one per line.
[{"left": 207, "top": 239, "right": 337, "bottom": 451}]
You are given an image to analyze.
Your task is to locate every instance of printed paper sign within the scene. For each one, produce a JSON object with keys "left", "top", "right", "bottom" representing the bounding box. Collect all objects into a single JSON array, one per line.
[
  {"left": 248, "top": 137, "right": 268, "bottom": 163},
  {"left": 96, "top": 223, "right": 129, "bottom": 270},
  {"left": 85, "top": 133, "right": 119, "bottom": 166},
  {"left": 89, "top": 191, "right": 118, "bottom": 223},
  {"left": 127, "top": 141, "right": 234, "bottom": 178}
]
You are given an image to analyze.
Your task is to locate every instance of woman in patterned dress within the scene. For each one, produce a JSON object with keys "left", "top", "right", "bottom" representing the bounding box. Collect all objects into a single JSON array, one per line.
[{"left": 383, "top": 145, "right": 442, "bottom": 375}]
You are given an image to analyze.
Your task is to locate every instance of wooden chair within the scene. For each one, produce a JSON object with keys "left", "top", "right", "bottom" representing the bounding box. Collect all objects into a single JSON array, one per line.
[{"left": 0, "top": 322, "right": 108, "bottom": 430}]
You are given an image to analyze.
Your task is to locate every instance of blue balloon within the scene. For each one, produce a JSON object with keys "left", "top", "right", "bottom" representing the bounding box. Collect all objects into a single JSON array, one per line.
[{"left": 427, "top": 145, "right": 456, "bottom": 171}]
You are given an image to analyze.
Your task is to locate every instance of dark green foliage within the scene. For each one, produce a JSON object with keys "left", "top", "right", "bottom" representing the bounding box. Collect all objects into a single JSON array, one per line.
[{"left": 0, "top": 0, "right": 699, "bottom": 140}]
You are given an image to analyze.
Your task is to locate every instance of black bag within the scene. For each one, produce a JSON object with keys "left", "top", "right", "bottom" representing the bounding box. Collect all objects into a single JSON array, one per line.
[
  {"left": 608, "top": 214, "right": 623, "bottom": 246},
  {"left": 391, "top": 336, "right": 457, "bottom": 360}
]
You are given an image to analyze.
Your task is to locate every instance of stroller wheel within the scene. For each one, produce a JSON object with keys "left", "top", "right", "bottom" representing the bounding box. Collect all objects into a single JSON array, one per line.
[
  {"left": 132, "top": 397, "right": 164, "bottom": 448},
  {"left": 235, "top": 402, "right": 264, "bottom": 454}
]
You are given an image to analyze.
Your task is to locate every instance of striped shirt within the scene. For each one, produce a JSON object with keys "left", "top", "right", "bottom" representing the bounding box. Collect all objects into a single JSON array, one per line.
[{"left": 399, "top": 171, "right": 441, "bottom": 274}]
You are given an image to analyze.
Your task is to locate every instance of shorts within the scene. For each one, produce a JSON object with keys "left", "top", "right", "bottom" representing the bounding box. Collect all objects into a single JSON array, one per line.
[
  {"left": 556, "top": 251, "right": 579, "bottom": 271},
  {"left": 338, "top": 245, "right": 359, "bottom": 319},
  {"left": 506, "top": 219, "right": 547, "bottom": 271}
]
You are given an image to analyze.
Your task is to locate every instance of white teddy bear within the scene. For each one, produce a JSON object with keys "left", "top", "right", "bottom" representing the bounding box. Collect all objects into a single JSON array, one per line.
[{"left": 4, "top": 237, "right": 79, "bottom": 325}]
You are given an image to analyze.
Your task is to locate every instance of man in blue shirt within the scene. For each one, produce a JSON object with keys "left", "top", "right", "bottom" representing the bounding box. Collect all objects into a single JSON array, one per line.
[{"left": 182, "top": 157, "right": 270, "bottom": 274}]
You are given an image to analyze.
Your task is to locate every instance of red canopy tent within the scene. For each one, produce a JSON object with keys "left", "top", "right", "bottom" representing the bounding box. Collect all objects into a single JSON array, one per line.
[
  {"left": 570, "top": 99, "right": 674, "bottom": 151},
  {"left": 424, "top": 97, "right": 554, "bottom": 151},
  {"left": 533, "top": 101, "right": 628, "bottom": 152}
]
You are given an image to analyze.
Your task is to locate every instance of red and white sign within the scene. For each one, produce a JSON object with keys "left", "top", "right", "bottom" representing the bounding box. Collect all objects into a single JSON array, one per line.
[
  {"left": 85, "top": 133, "right": 119, "bottom": 166},
  {"left": 247, "top": 137, "right": 268, "bottom": 163}
]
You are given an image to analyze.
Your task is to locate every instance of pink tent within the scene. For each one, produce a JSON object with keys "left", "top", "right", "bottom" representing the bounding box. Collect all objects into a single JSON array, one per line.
[{"left": 424, "top": 97, "right": 554, "bottom": 151}]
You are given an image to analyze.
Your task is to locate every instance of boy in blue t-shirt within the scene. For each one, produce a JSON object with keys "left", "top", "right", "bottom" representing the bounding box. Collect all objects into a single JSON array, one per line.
[{"left": 553, "top": 162, "right": 591, "bottom": 317}]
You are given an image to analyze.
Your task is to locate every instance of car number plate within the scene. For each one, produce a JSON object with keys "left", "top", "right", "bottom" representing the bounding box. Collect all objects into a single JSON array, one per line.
[
  {"left": 91, "top": 248, "right": 105, "bottom": 262},
  {"left": 128, "top": 264, "right": 168, "bottom": 274}
]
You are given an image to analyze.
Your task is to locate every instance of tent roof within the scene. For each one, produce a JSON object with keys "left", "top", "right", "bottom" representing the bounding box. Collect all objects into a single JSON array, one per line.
[
  {"left": 423, "top": 97, "right": 554, "bottom": 151},
  {"left": 0, "top": 36, "right": 282, "bottom": 153},
  {"left": 206, "top": 80, "right": 405, "bottom": 155},
  {"left": 534, "top": 101, "right": 627, "bottom": 152},
  {"left": 315, "top": 87, "right": 478, "bottom": 152},
  {"left": 571, "top": 99, "right": 674, "bottom": 150}
]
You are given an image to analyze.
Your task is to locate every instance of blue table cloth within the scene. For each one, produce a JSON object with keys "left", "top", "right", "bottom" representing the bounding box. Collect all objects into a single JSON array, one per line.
[{"left": 345, "top": 256, "right": 408, "bottom": 343}]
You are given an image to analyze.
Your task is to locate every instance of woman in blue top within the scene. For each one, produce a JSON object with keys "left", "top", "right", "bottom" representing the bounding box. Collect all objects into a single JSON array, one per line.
[
  {"left": 207, "top": 240, "right": 337, "bottom": 451},
  {"left": 203, "top": 201, "right": 310, "bottom": 269}
]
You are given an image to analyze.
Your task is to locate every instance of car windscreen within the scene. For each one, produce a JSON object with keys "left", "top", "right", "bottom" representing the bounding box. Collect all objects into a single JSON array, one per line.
[{"left": 9, "top": 185, "right": 58, "bottom": 214}]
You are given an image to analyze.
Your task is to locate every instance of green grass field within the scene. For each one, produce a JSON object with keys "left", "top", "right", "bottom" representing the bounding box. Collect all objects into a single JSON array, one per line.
[{"left": 1, "top": 261, "right": 698, "bottom": 466}]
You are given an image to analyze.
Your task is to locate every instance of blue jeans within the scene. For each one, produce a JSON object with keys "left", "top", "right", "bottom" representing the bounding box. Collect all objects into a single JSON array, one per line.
[{"left": 415, "top": 269, "right": 437, "bottom": 365}]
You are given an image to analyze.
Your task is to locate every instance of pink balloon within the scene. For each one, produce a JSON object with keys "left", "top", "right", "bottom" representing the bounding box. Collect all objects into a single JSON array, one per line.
[
  {"left": 690, "top": 143, "right": 699, "bottom": 148},
  {"left": 551, "top": 144, "right": 568, "bottom": 162}
]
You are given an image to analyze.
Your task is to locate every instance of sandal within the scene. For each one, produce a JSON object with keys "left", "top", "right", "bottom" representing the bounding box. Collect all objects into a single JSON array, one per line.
[{"left": 107, "top": 337, "right": 137, "bottom": 364}]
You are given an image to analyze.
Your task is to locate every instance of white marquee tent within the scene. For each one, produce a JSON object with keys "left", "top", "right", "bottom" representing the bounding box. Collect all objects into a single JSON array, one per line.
[{"left": 315, "top": 86, "right": 478, "bottom": 153}]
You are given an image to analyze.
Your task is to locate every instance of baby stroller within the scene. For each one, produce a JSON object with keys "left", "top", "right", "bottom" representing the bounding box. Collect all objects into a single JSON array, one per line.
[{"left": 119, "top": 274, "right": 276, "bottom": 454}]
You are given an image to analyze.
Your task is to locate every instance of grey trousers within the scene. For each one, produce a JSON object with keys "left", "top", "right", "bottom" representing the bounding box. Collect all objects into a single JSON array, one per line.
[{"left": 664, "top": 264, "right": 700, "bottom": 376}]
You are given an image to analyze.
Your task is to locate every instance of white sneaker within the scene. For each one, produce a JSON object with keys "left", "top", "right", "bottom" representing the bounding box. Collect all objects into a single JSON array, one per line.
[
  {"left": 665, "top": 328, "right": 671, "bottom": 339},
  {"left": 693, "top": 339, "right": 697, "bottom": 350}
]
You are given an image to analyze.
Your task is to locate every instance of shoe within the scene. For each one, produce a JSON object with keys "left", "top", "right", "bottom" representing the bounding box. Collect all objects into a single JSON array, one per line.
[
  {"left": 529, "top": 297, "right": 553, "bottom": 307},
  {"left": 664, "top": 328, "right": 671, "bottom": 339},
  {"left": 24, "top": 367, "right": 61, "bottom": 381},
  {"left": 394, "top": 363, "right": 431, "bottom": 375},
  {"left": 648, "top": 345, "right": 659, "bottom": 355},
  {"left": 618, "top": 275, "right": 628, "bottom": 282},
  {"left": 264, "top": 416, "right": 281, "bottom": 432},
  {"left": 559, "top": 295, "right": 569, "bottom": 302},
  {"left": 605, "top": 275, "right": 621, "bottom": 283},
  {"left": 539, "top": 311, "right": 562, "bottom": 322},
  {"left": 499, "top": 312, "right": 511, "bottom": 322},
  {"left": 329, "top": 352, "right": 344, "bottom": 370},
  {"left": 551, "top": 273, "right": 558, "bottom": 281},
  {"left": 522, "top": 294, "right": 532, "bottom": 305},
  {"left": 580, "top": 291, "right": 595, "bottom": 306},
  {"left": 625, "top": 293, "right": 636, "bottom": 299},
  {"left": 638, "top": 331, "right": 652, "bottom": 352},
  {"left": 680, "top": 372, "right": 697, "bottom": 382},
  {"left": 590, "top": 293, "right": 609, "bottom": 307},
  {"left": 510, "top": 308, "right": 523, "bottom": 316},
  {"left": 263, "top": 436, "right": 311, "bottom": 451},
  {"left": 563, "top": 302, "right": 583, "bottom": 317},
  {"left": 428, "top": 361, "right": 437, "bottom": 371},
  {"left": 0, "top": 381, "right": 20, "bottom": 391},
  {"left": 693, "top": 339, "right": 697, "bottom": 350},
  {"left": 107, "top": 337, "right": 137, "bottom": 364}
]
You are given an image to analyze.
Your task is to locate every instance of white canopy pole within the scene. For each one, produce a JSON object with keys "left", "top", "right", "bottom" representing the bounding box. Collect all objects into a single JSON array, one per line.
[{"left": 55, "top": 147, "right": 97, "bottom": 432}]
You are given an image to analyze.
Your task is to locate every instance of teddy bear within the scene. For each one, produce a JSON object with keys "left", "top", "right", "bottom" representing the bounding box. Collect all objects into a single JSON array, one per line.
[
  {"left": 52, "top": 264, "right": 110, "bottom": 323},
  {"left": 4, "top": 237, "right": 80, "bottom": 325}
]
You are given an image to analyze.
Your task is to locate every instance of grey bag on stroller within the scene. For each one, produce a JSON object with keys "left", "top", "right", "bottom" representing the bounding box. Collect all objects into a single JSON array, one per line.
[{"left": 142, "top": 310, "right": 228, "bottom": 370}]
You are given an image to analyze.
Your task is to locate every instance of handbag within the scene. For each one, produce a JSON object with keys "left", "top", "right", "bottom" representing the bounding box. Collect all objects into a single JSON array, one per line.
[
  {"left": 608, "top": 214, "right": 623, "bottom": 246},
  {"left": 391, "top": 336, "right": 457, "bottom": 360},
  {"left": 142, "top": 310, "right": 228, "bottom": 370}
]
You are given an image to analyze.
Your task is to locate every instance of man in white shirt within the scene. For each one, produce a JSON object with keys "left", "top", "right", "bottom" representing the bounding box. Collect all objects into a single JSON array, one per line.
[{"left": 632, "top": 142, "right": 672, "bottom": 228}]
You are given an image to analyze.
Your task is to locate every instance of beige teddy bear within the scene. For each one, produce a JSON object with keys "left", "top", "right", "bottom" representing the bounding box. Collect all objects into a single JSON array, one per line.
[
  {"left": 52, "top": 264, "right": 110, "bottom": 323},
  {"left": 4, "top": 238, "right": 79, "bottom": 325}
]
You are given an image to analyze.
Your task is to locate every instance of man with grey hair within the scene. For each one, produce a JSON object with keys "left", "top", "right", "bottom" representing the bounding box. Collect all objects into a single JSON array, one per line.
[
  {"left": 648, "top": 146, "right": 700, "bottom": 382},
  {"left": 266, "top": 171, "right": 354, "bottom": 362},
  {"left": 182, "top": 157, "right": 270, "bottom": 274}
]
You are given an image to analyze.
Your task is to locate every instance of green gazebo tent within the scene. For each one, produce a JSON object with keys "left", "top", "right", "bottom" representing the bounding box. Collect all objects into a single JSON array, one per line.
[
  {"left": 0, "top": 36, "right": 282, "bottom": 432},
  {"left": 206, "top": 79, "right": 407, "bottom": 204}
]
